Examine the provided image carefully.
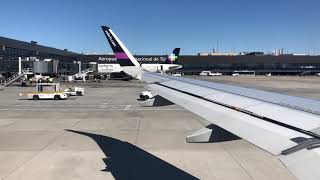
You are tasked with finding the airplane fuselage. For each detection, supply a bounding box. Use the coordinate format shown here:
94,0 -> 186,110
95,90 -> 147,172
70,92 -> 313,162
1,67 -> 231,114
141,64 -> 182,72
97,63 -> 182,74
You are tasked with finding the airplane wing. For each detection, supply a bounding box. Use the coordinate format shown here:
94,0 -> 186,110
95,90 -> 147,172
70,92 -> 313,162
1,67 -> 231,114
101,25 -> 320,180
142,72 -> 320,180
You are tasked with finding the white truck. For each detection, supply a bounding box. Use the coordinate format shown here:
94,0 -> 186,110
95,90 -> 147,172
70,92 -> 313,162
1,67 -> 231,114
29,75 -> 52,83
199,71 -> 211,76
199,71 -> 222,76
22,83 -> 68,100
64,87 -> 85,96
211,72 -> 222,76
60,75 -> 74,82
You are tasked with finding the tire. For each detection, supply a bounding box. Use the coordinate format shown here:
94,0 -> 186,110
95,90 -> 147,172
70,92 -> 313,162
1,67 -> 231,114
21,82 -> 27,87
33,95 -> 39,100
54,95 -> 61,100
76,91 -> 82,96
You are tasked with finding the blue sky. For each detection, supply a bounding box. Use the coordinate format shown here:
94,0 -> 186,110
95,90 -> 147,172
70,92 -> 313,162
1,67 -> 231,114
0,0 -> 319,55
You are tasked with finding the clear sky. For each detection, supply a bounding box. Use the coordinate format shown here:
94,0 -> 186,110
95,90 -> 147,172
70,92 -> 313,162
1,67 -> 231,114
0,0 -> 319,55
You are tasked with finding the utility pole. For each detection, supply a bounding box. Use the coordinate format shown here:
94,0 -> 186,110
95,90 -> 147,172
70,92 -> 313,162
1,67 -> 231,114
18,57 -> 22,75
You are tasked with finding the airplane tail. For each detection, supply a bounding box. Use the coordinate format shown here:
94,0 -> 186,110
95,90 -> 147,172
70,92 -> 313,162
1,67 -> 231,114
101,26 -> 142,79
164,48 -> 180,64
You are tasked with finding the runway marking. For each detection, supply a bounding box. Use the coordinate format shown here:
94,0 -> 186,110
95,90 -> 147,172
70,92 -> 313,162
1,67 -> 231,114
124,105 -> 132,110
0,108 -> 186,111
13,104 -> 131,107
13,104 -> 137,109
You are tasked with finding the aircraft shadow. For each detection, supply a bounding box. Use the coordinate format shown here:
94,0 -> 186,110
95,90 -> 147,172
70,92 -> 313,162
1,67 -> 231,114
66,129 -> 199,180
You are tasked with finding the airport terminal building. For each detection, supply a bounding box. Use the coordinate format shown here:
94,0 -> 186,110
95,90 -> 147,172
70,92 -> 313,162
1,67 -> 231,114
1,36 -> 320,76
0,36 -> 80,75
83,54 -> 320,75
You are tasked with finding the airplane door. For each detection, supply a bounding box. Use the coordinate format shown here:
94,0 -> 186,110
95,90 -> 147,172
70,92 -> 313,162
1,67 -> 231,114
161,65 -> 163,71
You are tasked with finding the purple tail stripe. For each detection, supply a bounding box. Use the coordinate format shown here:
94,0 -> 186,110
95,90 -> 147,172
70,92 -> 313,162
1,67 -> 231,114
115,52 -> 129,59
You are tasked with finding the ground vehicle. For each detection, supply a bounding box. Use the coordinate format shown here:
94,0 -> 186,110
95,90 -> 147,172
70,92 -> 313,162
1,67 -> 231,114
73,68 -> 93,82
23,83 -> 68,100
64,87 -> 85,96
200,71 -> 222,76
60,75 -> 74,82
109,72 -> 133,81
171,73 -> 182,77
211,72 -> 222,76
199,71 -> 211,76
232,70 -> 255,76
29,75 -> 52,83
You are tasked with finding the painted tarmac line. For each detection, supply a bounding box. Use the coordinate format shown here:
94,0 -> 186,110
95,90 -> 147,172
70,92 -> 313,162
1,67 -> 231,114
13,104 -> 131,107
124,105 -> 132,110
0,108 -> 186,111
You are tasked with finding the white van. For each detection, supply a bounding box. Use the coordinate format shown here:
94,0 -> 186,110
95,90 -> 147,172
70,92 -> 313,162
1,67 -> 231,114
199,71 -> 211,76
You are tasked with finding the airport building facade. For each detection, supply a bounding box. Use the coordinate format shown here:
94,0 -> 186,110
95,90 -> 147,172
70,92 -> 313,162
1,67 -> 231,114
1,36 -> 320,76
82,54 -> 320,75
178,55 -> 320,75
0,36 -> 80,75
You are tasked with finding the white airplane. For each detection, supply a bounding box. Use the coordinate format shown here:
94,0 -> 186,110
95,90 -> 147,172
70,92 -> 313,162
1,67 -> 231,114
102,25 -> 320,180
101,26 -> 181,73
141,48 -> 181,73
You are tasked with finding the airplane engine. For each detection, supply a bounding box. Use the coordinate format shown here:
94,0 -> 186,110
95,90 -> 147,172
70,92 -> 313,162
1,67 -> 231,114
139,90 -> 153,100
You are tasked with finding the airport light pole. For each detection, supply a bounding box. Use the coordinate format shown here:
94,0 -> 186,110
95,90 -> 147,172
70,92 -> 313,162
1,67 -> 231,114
18,57 -> 22,75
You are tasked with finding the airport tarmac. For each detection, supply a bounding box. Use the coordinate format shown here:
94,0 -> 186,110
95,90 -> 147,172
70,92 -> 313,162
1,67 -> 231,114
189,75 -> 320,100
1,76 -> 318,180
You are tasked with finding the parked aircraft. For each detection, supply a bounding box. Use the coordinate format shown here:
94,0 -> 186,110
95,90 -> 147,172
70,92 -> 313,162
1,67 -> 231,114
141,48 -> 181,73
101,26 -> 181,73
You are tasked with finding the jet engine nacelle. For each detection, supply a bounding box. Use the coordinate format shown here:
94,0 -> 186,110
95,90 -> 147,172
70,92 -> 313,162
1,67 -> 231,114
139,90 -> 153,100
